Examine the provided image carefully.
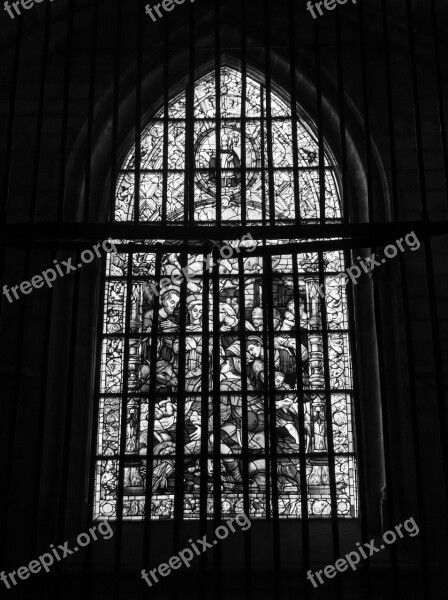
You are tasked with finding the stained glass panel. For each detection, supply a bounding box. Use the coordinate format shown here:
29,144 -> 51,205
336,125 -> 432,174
95,245 -> 357,519
94,66 -> 357,520
115,66 -> 340,225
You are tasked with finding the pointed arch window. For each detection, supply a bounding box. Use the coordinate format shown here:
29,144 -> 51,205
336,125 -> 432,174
94,67 -> 357,520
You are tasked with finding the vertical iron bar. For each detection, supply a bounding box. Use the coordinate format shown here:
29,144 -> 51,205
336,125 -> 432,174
199,247 -> 211,600
212,246 -> 222,600
382,0 -> 429,596
54,249 -> 82,600
317,252 -> 341,600
429,0 -> 448,211
264,252 -> 282,597
260,249 -> 271,526
57,0 -> 75,223
213,6 -> 223,596
173,253 -> 189,502
335,10 -> 349,223
240,0 -> 248,230
314,14 -> 341,599
314,19 -> 326,227
1,248 -> 30,570
336,8 -> 371,598
239,20 -> 250,594
141,252 -> 163,600
237,248 -> 252,600
1,7 -> 35,577
110,0 -> 123,222
358,1 -> 398,593
357,1 -> 374,223
263,0 -> 275,227
396,259 -> 430,598
288,6 -> 311,592
288,0 -> 302,225
370,259 -> 399,596
0,14 -> 23,223
214,0 -> 222,227
405,0 -> 448,516
0,14 -> 24,336
186,0 -> 196,226
260,88 -> 267,230
30,0 -> 52,222
85,252 -> 107,600
133,2 -> 144,224
112,252 -> 134,600
343,250 -> 372,600
161,18 -> 170,227
22,0 -> 53,567
291,254 -> 310,599
83,0 -> 100,223
173,250 -> 188,598
404,0 -> 427,223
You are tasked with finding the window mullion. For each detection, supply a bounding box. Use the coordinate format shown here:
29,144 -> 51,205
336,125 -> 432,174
142,250 -> 162,562
200,247 -> 211,523
317,251 -> 342,563
113,252 -> 134,574
292,253 -> 311,567
211,245 -> 222,592
133,3 -> 143,224
173,250 -> 189,523
161,19 -> 170,226
264,247 -> 282,579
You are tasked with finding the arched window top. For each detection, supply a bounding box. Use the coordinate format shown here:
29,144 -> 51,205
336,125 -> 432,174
115,66 -> 341,224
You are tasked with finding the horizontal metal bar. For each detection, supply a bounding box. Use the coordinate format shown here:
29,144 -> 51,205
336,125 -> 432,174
1,221 -> 444,244
120,167 -> 333,174
96,452 -> 355,461
0,237 -> 428,258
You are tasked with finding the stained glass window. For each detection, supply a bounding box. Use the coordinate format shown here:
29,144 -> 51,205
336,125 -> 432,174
94,67 -> 357,520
